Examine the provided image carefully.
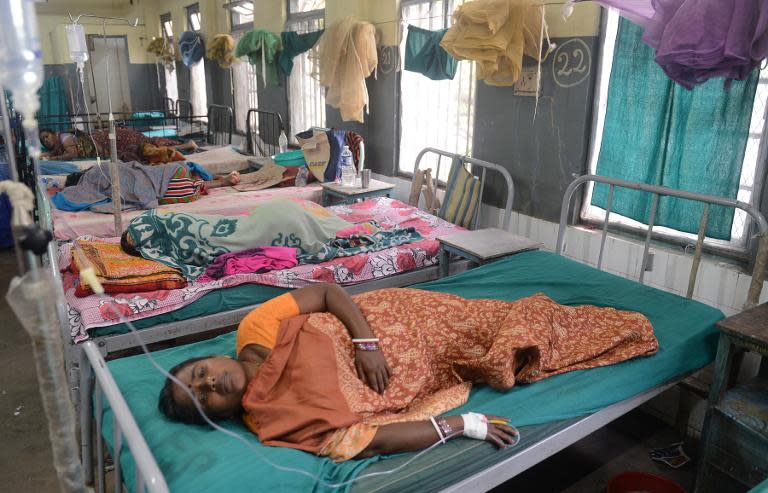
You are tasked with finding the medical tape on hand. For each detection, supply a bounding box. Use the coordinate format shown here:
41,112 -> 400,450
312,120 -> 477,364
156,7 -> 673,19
461,412 -> 488,440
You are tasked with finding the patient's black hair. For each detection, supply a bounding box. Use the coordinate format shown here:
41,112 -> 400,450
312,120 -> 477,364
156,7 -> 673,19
64,171 -> 85,188
158,356 -> 230,426
120,231 -> 141,257
39,128 -> 55,146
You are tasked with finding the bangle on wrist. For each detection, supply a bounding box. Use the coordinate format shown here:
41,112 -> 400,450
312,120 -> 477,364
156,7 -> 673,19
352,337 -> 380,351
430,416 -> 446,444
436,416 -> 454,440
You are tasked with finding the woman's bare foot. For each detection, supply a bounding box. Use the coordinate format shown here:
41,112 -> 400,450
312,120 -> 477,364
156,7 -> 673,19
187,140 -> 198,152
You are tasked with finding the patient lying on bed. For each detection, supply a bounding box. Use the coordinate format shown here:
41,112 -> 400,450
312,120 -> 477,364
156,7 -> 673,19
157,284 -> 658,461
39,127 -> 198,163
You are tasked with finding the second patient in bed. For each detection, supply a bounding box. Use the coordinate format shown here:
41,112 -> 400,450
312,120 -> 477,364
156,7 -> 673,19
39,127 -> 199,162
154,284 -> 659,461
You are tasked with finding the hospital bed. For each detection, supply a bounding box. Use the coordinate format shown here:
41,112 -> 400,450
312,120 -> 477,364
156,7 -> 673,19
42,148 -> 514,452
76,174 -> 767,493
245,108 -> 285,157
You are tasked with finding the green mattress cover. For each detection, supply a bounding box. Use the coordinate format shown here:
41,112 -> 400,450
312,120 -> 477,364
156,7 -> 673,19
102,251 -> 722,493
92,283 -> 289,337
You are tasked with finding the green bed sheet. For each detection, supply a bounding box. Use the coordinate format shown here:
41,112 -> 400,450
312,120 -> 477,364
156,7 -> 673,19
102,251 -> 722,493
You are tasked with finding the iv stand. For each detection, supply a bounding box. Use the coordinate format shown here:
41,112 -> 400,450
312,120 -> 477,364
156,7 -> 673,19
68,13 -> 139,236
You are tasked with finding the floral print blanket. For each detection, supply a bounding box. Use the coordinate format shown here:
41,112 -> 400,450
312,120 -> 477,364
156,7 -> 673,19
61,198 -> 462,342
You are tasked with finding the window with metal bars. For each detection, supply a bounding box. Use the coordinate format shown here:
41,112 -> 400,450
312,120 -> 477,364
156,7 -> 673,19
229,1 -> 254,30
285,1 -> 325,140
583,9 -> 768,257
187,3 -> 201,32
159,14 -> 178,104
398,0 -> 476,180
231,31 -> 259,133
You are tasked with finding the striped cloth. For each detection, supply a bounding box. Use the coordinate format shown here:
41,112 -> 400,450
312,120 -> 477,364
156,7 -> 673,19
159,166 -> 207,205
438,158 -> 480,228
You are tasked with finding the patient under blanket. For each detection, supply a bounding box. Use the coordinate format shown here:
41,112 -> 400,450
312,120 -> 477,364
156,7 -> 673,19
242,288 -> 659,460
127,199 -> 422,280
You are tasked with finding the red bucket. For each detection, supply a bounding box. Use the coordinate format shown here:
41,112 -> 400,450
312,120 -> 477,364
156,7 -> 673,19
607,471 -> 688,493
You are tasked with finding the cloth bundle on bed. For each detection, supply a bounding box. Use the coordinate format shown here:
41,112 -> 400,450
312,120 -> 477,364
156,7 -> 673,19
52,162 -> 183,213
243,288 -> 659,460
71,240 -> 186,297
127,198 -> 423,280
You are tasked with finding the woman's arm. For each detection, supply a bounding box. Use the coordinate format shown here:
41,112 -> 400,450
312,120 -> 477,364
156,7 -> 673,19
355,415 -> 518,458
292,284 -> 392,394
52,137 -> 79,160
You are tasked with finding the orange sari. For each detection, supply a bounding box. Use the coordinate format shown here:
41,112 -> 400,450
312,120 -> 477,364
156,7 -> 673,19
241,288 -> 658,460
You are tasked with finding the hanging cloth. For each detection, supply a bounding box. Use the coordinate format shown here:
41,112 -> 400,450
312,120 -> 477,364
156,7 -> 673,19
178,31 -> 205,67
404,25 -> 458,81
235,29 -> 281,86
278,30 -> 324,76
317,16 -> 378,123
643,0 -> 768,89
207,34 -> 239,69
440,0 -> 546,86
592,19 -> 759,241
37,76 -> 71,131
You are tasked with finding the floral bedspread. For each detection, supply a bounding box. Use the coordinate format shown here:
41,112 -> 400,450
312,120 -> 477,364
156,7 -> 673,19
61,197 -> 463,342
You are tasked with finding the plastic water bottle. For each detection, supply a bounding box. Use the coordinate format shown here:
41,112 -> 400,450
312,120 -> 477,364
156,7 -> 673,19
295,166 -> 308,187
278,131 -> 288,154
340,145 -> 356,187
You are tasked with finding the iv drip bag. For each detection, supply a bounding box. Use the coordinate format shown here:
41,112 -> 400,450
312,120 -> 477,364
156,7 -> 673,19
65,23 -> 89,66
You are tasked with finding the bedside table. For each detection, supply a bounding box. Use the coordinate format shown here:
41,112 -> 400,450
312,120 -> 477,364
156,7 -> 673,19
437,228 -> 542,277
321,179 -> 396,206
695,303 -> 768,493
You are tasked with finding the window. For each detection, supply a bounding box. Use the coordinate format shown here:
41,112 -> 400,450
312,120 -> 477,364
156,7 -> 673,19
159,14 -> 178,103
187,3 -> 201,32
286,1 -> 325,139
229,1 -> 254,29
289,0 -> 325,12
398,0 -> 476,179
583,9 -> 768,253
232,31 -> 259,132
190,61 -> 208,117
161,13 -> 174,39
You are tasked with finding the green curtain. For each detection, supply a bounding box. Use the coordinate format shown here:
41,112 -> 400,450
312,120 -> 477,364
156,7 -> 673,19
592,19 -> 759,240
37,76 -> 71,132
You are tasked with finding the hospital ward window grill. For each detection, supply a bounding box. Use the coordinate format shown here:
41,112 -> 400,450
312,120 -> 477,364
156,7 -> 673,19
398,0 -> 476,181
584,9 -> 768,256
187,3 -> 202,32
286,1 -> 326,140
161,13 -> 173,40
228,1 -> 254,29
232,31 -> 260,133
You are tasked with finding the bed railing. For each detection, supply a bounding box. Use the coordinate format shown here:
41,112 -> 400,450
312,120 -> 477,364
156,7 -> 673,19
206,104 -> 234,146
556,175 -> 768,309
82,341 -> 169,493
246,108 -> 284,156
414,147 -> 514,230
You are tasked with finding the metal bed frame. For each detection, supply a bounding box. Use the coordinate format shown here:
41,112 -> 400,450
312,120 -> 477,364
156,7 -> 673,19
414,147 -> 514,231
75,174 -> 766,493
206,104 -> 234,146
245,108 -> 285,156
41,148 -> 514,487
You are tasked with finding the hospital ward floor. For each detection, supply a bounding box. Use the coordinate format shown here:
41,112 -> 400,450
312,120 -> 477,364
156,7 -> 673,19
0,249 -> 696,492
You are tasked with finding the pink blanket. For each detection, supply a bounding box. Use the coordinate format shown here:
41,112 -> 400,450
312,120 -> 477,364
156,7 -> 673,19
61,198 -> 463,342
202,246 -> 298,279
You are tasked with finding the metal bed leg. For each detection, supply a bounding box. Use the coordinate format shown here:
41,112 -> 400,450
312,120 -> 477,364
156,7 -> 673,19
114,421 -> 123,493
79,347 -> 94,485
95,382 -> 105,493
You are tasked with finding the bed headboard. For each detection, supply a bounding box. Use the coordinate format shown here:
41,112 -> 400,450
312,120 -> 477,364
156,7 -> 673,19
413,147 -> 514,231
206,104 -> 233,146
245,109 -> 284,157
556,174 -> 768,309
